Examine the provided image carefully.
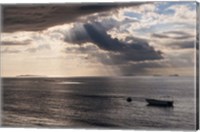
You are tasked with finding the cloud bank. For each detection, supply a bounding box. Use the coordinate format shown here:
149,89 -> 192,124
1,2 -> 196,76
2,3 -> 144,32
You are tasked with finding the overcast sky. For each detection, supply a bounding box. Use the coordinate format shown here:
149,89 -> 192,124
1,2 -> 197,77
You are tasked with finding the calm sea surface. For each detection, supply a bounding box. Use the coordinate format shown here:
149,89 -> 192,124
2,76 -> 196,130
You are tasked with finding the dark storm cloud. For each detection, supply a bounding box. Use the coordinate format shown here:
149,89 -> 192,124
64,43 -> 165,76
83,23 -> 124,51
64,22 -> 163,63
2,3 -> 144,32
63,21 -> 164,75
152,31 -> 194,39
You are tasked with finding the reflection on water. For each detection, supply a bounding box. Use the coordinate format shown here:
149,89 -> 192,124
2,76 -> 196,129
57,81 -> 83,85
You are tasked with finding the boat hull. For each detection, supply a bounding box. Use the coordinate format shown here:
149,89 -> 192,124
146,99 -> 173,107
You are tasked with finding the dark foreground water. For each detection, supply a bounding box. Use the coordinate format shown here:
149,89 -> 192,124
2,76 -> 196,130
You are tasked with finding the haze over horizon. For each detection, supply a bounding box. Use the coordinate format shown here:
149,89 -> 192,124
1,2 -> 197,77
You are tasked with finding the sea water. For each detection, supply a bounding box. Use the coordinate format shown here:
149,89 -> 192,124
1,76 -> 196,130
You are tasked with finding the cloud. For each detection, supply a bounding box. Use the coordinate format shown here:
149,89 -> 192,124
64,42 -> 165,76
166,49 -> 194,68
167,40 -> 195,49
1,2 -> 196,76
26,44 -> 51,53
118,60 -> 167,75
1,48 -> 21,54
151,31 -> 194,40
1,40 -> 31,46
121,2 -> 196,36
64,22 -> 163,64
2,3 -> 144,32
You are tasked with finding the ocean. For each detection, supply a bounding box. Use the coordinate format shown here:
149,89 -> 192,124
1,76 -> 196,130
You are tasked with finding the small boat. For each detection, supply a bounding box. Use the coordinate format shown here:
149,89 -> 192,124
126,97 -> 132,102
145,98 -> 173,107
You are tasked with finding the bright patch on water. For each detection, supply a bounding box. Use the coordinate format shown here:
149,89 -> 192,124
57,81 -> 83,85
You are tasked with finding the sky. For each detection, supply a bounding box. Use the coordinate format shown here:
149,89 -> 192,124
1,2 -> 198,77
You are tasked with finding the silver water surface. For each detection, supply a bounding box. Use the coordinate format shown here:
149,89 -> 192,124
2,76 -> 196,129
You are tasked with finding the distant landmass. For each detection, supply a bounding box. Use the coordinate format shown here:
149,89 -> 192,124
153,74 -> 162,77
152,74 -> 179,77
16,74 -> 47,78
169,74 -> 179,77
